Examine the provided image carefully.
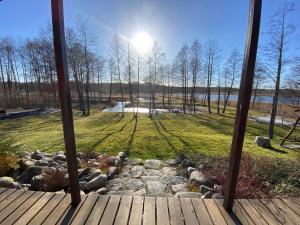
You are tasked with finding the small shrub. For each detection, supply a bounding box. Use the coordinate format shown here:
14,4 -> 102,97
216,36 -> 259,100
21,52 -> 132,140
0,138 -> 20,176
43,169 -> 68,192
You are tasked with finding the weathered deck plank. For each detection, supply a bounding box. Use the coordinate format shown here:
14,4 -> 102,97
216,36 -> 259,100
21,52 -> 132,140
100,195 -> 121,225
0,190 -> 35,223
85,195 -> 109,225
180,198 -> 199,225
1,192 -> 45,225
114,196 -> 133,225
0,189 -> 299,225
128,196 -> 144,225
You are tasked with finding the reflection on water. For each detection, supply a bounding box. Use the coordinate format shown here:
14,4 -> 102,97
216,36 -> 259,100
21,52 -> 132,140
103,101 -> 168,113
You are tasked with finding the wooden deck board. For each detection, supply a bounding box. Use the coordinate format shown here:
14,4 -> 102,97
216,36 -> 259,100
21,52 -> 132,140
114,196 -> 133,225
1,192 -> 45,225
0,190 -> 35,223
0,189 -> 299,225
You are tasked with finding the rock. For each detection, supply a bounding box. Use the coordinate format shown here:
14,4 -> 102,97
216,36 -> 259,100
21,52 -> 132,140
35,160 -> 49,167
30,175 -> 46,191
126,179 -> 144,191
199,185 -> 214,195
108,167 -> 117,180
144,160 -> 164,169
31,150 -> 44,160
90,162 -> 100,167
176,153 -> 187,164
96,187 -> 107,195
212,193 -> 223,199
86,169 -> 101,182
18,159 -> 35,171
161,176 -> 187,186
79,181 -> 87,191
189,171 -> 209,186
162,167 -> 177,176
48,162 -> 59,167
9,168 -> 22,180
255,136 -> 271,148
201,191 -> 214,199
133,188 -> 146,196
118,152 -> 127,161
107,178 -> 125,191
12,182 -> 22,189
140,176 -> 160,183
171,183 -> 187,193
131,166 -> 145,178
85,175 -> 107,192
144,169 -> 163,176
181,159 -> 195,168
146,181 -> 166,194
53,154 -> 66,162
78,167 -> 91,178
165,159 -> 177,166
0,176 -> 14,188
187,167 -> 197,175
77,158 -> 82,168
24,166 -> 48,182
176,169 -> 189,177
175,192 -> 202,198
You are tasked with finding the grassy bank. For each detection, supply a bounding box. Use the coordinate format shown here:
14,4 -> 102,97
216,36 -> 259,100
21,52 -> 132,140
0,108 -> 299,160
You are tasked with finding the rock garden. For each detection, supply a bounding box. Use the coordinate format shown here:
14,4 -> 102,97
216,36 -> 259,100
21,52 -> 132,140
0,151 -> 223,199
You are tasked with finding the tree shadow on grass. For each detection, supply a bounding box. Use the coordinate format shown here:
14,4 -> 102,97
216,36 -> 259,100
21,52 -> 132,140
158,117 -> 192,149
126,115 -> 138,156
0,114 -> 85,134
267,146 -> 288,154
88,116 -> 134,151
151,116 -> 176,151
98,113 -> 123,131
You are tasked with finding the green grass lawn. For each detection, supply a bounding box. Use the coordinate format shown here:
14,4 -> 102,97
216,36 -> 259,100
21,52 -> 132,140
0,108 -> 299,160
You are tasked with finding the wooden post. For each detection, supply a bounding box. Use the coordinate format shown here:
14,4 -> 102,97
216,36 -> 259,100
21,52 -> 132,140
223,0 -> 261,211
51,0 -> 81,205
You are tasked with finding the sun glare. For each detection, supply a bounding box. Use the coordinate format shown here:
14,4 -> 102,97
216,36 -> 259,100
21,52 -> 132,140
132,32 -> 153,54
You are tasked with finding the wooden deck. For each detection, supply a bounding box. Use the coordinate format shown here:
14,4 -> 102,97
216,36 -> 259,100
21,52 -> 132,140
0,188 -> 299,225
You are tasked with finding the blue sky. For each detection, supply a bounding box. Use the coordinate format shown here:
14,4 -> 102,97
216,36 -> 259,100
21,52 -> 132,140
0,0 -> 299,61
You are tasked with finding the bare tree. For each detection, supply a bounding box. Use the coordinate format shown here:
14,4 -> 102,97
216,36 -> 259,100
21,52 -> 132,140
265,1 -> 295,139
222,48 -> 242,113
205,40 -> 220,113
190,40 -> 201,114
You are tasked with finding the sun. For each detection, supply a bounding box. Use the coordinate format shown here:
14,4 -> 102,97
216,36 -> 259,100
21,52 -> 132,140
132,32 -> 153,54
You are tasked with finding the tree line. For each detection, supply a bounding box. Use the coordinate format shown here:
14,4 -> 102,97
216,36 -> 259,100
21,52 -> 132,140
0,1 -> 299,138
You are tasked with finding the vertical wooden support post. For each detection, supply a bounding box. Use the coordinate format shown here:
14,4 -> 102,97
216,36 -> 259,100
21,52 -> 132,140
223,0 -> 261,211
51,0 -> 81,205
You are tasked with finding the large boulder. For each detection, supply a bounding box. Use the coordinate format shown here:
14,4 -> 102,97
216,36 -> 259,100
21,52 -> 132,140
53,154 -> 67,162
131,166 -> 145,178
24,166 -> 50,183
144,160 -> 164,169
146,181 -> 167,194
30,175 -> 46,191
199,185 -> 214,195
175,192 -> 202,198
18,159 -> 35,171
85,175 -> 107,192
255,136 -> 271,148
126,179 -> 144,191
189,171 -> 209,186
0,176 -> 14,188
171,183 -> 187,193
31,150 -> 44,160
162,167 -> 177,176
